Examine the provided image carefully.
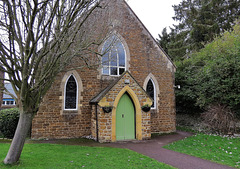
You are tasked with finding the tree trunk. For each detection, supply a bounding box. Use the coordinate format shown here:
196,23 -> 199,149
3,112 -> 33,164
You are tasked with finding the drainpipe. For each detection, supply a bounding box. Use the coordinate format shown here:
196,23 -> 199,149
95,103 -> 99,142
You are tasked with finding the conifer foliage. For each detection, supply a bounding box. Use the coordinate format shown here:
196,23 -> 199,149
158,0 -> 240,60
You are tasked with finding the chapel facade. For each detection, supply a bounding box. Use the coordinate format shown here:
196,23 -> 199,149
31,0 -> 176,143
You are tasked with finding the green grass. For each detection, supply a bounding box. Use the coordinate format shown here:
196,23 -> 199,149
0,143 -> 175,169
164,133 -> 240,168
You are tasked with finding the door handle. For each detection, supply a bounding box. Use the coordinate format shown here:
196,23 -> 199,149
122,114 -> 124,118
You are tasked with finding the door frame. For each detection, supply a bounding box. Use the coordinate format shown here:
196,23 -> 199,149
112,85 -> 142,142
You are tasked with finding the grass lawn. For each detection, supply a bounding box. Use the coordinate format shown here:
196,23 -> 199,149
0,143 -> 175,169
164,133 -> 240,168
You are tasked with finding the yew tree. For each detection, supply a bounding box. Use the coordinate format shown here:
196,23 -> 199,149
0,0 -> 110,164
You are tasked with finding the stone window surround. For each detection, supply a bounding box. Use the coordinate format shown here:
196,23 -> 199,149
98,32 -> 130,78
143,73 -> 160,111
146,79 -> 156,109
60,70 -> 83,115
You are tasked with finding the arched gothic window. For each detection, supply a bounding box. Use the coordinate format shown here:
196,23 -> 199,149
102,35 -> 126,76
64,75 -> 78,110
146,79 -> 156,109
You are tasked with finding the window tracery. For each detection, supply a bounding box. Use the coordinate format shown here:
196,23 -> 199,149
102,35 -> 126,76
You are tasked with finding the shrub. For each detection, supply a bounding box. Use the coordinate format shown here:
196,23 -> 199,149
175,23 -> 240,116
201,104 -> 236,135
0,108 -> 19,139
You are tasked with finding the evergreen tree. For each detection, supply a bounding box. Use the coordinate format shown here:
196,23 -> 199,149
175,21 -> 240,116
158,0 -> 240,60
167,26 -> 191,60
157,27 -> 170,54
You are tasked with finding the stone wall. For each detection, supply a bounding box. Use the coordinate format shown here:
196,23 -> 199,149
32,68 -> 101,139
95,72 -> 152,142
110,0 -> 176,133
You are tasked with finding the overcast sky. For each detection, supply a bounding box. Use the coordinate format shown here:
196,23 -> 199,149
127,0 -> 182,38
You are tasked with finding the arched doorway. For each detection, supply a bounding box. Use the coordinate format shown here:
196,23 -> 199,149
116,93 -> 135,140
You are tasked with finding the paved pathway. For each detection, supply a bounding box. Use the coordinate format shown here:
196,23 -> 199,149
107,131 -> 235,169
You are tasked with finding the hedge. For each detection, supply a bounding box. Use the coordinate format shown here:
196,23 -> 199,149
0,108 -> 19,139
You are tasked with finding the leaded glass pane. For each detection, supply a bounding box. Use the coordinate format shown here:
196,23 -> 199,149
102,37 -> 112,52
110,67 -> 117,75
65,75 -> 77,109
102,54 -> 109,66
119,68 -> 125,75
102,67 -> 109,75
110,48 -> 118,66
117,42 -> 125,67
146,80 -> 154,108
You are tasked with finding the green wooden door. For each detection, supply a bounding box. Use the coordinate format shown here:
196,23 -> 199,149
116,93 -> 135,140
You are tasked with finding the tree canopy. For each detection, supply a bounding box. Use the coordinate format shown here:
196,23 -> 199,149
0,0 -> 109,164
157,0 -> 240,119
158,0 -> 240,60
175,21 -> 240,116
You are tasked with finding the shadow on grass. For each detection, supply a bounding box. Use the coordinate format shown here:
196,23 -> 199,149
0,138 -> 12,143
25,137 -> 108,147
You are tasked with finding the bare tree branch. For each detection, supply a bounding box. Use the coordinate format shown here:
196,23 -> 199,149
0,0 -> 111,164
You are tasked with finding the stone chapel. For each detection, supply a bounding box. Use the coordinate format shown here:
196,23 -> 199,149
31,0 -> 176,143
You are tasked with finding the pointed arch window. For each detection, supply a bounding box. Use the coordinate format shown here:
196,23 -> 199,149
102,35 -> 126,76
146,79 -> 156,109
64,75 -> 78,110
